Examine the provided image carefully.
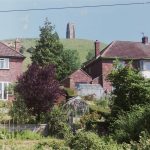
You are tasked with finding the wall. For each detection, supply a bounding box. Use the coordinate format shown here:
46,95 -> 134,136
102,59 -> 113,92
77,84 -> 104,99
62,69 -> 92,89
0,58 -> 24,82
0,124 -> 49,136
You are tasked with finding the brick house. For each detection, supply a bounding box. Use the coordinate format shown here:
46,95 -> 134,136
0,40 -> 25,100
61,69 -> 92,89
83,36 -> 150,92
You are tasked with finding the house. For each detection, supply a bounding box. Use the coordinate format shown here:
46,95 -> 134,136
0,39 -> 25,100
83,36 -> 150,92
61,69 -> 92,89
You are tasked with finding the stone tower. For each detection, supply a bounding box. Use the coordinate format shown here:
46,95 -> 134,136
66,23 -> 75,39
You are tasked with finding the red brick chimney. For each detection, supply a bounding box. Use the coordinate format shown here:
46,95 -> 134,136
142,36 -> 148,44
94,40 -> 100,58
15,38 -> 21,52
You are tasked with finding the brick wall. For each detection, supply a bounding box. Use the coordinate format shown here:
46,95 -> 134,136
62,69 -> 92,89
102,59 -> 113,92
0,58 -> 23,82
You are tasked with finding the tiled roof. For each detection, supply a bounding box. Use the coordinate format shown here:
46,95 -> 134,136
0,42 -> 25,58
101,41 -> 150,59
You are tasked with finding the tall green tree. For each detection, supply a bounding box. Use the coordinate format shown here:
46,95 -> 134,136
32,18 -> 80,80
60,49 -> 80,79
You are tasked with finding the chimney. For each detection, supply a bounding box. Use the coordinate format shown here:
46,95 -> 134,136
142,36 -> 148,44
94,40 -> 100,58
15,38 -> 21,52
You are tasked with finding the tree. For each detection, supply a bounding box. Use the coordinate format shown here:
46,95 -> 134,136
31,18 -> 63,80
27,47 -> 34,53
60,49 -> 80,79
86,50 -> 94,61
32,18 -> 80,80
19,46 -> 26,54
15,63 -> 63,120
108,61 -> 150,117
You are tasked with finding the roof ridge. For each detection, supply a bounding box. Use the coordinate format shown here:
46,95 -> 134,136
0,42 -> 25,58
101,41 -> 116,57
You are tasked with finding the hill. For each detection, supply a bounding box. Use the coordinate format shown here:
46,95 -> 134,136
2,38 -> 107,71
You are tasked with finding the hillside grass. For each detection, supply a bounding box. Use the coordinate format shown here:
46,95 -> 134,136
3,38 -> 107,71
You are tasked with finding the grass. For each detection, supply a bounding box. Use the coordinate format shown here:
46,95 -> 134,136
2,38 -> 107,71
0,138 -> 66,150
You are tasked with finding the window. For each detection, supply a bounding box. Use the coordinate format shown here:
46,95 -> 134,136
0,58 -> 9,69
0,82 -> 10,100
140,60 -> 150,71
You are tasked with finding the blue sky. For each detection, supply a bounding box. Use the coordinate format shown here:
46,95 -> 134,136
0,0 -> 150,43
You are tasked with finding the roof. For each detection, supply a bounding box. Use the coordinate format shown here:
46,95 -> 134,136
101,41 -> 150,59
0,42 -> 25,59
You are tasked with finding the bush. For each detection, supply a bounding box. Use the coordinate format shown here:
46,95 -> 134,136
110,104 -> 150,143
64,88 -> 77,98
68,131 -> 124,150
35,140 -> 69,150
48,106 -> 72,139
9,95 -> 36,124
80,112 -> 101,132
68,131 -> 101,150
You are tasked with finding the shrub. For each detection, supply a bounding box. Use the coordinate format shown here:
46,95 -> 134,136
110,104 -> 150,143
64,88 -> 77,98
80,112 -> 101,132
9,94 -> 36,124
68,131 -> 124,150
68,131 -> 101,150
47,106 -> 72,139
35,140 -> 68,150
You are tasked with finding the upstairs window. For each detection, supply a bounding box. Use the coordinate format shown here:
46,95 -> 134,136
0,58 -> 9,69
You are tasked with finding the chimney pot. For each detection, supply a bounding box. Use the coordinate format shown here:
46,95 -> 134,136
142,36 -> 148,44
94,40 -> 100,58
15,38 -> 21,52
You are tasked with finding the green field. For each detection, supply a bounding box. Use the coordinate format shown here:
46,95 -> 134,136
3,38 -> 106,71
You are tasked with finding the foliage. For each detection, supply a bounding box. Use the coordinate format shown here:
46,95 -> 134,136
84,94 -> 97,101
68,131 -> 124,150
111,104 -> 150,143
15,63 -> 63,120
0,100 -> 11,123
64,87 -> 77,98
86,50 -> 94,61
47,106 -> 72,139
27,47 -> 34,53
61,49 -> 80,80
15,130 -> 42,140
108,61 -> 150,117
19,46 -> 26,54
80,112 -> 101,132
68,131 -> 101,150
35,140 -> 68,150
31,18 -> 80,80
10,95 -> 36,123
0,129 -> 42,140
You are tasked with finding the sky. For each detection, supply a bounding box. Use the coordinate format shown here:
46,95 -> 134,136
0,0 -> 150,43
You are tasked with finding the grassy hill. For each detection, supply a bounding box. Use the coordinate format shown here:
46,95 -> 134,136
3,38 -> 107,71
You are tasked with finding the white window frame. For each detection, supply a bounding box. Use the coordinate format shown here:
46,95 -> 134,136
0,82 -> 10,100
0,58 -> 9,69
140,60 -> 150,71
